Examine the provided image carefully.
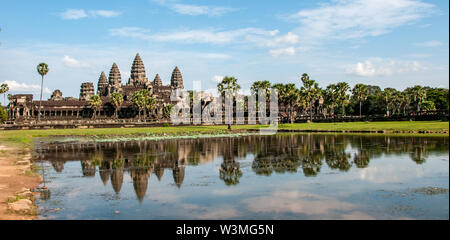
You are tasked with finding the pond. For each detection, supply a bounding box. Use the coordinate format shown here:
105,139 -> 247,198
33,133 -> 449,220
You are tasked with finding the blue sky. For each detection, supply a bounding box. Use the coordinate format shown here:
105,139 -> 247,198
0,0 -> 448,101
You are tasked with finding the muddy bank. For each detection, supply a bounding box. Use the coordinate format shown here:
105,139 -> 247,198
0,145 -> 41,220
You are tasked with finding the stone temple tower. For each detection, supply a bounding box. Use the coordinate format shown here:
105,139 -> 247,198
80,82 -> 94,101
153,74 -> 162,86
128,53 -> 149,88
108,63 -> 122,95
97,72 -> 108,96
170,66 -> 183,89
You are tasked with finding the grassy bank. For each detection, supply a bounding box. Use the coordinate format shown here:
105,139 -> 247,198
0,121 -> 448,149
275,121 -> 449,132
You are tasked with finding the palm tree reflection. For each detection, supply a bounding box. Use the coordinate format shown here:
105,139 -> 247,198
39,134 -> 447,203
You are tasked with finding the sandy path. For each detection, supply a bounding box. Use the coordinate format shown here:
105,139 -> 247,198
0,145 -> 41,220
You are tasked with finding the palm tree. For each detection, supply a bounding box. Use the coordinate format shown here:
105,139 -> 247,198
352,84 -> 368,118
162,104 -> 174,119
217,76 -> 240,131
217,76 -> 241,94
110,92 -> 123,119
336,82 -> 350,116
276,84 -> 300,123
144,95 -> 157,119
0,83 -> 9,107
410,85 -> 426,114
325,84 -> 339,118
301,73 -> 321,122
401,90 -> 411,115
132,91 -> 145,121
382,88 -> 397,116
140,89 -> 150,120
89,95 -> 102,119
391,90 -> 403,115
251,80 -> 272,98
37,63 -> 49,122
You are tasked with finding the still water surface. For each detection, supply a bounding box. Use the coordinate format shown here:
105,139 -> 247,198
33,134 -> 449,219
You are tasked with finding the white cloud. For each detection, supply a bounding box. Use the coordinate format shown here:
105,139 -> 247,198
171,4 -> 237,16
414,40 -> 443,47
90,10 -> 121,18
212,75 -> 224,83
269,47 -> 296,57
60,9 -> 88,20
62,55 -> 88,68
1,80 -> 51,94
201,53 -> 232,59
109,27 -> 280,45
153,0 -> 237,16
346,58 -> 426,77
60,9 -> 121,20
269,32 -> 299,46
243,190 -> 355,217
288,0 -> 434,42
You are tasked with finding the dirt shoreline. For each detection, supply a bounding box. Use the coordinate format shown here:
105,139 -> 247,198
0,145 -> 41,220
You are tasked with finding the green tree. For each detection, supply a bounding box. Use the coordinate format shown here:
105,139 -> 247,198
391,90 -> 404,115
273,83 -> 301,123
426,88 -> 449,111
217,76 -> 241,94
0,83 -> 9,107
89,95 -> 102,119
382,88 -> 397,116
410,85 -> 427,114
132,91 -> 145,121
352,84 -> 368,117
400,90 -> 412,115
162,104 -> 174,119
251,80 -> 272,97
110,92 -> 123,119
336,82 -> 350,116
145,95 -> 157,119
0,107 -> 7,123
300,73 -> 321,121
217,76 -> 240,130
324,84 -> 339,117
37,63 -> 49,122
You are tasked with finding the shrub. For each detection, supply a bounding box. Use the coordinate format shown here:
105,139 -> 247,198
0,107 -> 7,123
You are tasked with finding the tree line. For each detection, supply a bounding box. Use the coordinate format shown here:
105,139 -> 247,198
245,73 -> 448,123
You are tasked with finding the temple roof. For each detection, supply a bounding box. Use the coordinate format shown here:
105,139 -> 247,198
129,53 -> 148,87
109,63 -> 122,85
98,72 -> 107,84
154,74 -> 162,86
170,66 -> 183,89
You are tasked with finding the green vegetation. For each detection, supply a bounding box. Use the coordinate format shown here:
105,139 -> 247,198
249,73 -> 449,120
36,62 -> 49,122
110,92 -> 124,119
132,89 -> 156,121
0,107 -> 7,123
0,121 -> 447,149
275,121 -> 449,132
89,95 -> 102,119
0,83 -> 9,106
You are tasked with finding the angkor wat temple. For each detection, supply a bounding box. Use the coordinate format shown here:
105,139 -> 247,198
6,53 -> 184,122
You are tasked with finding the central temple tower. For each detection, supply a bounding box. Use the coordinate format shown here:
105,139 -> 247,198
127,53 -> 149,88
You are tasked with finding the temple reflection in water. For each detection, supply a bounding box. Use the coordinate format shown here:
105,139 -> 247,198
34,134 -> 448,202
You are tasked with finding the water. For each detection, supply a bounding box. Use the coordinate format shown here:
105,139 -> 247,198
33,134 -> 449,220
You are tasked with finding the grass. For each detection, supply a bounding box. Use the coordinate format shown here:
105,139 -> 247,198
275,121 -> 449,132
0,121 -> 448,149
